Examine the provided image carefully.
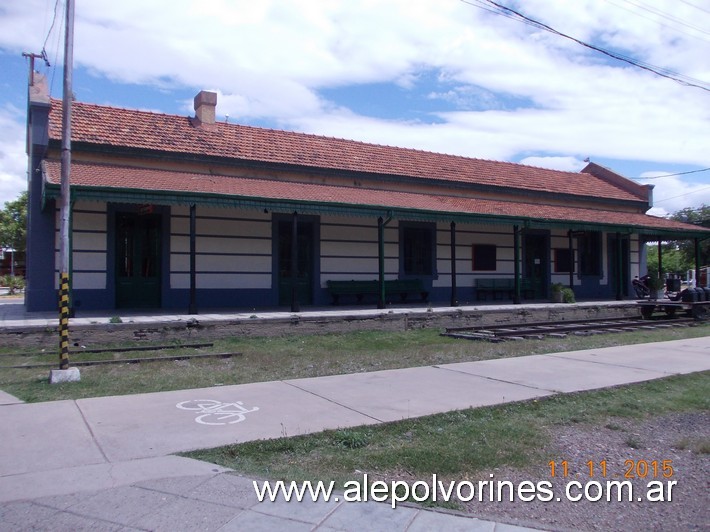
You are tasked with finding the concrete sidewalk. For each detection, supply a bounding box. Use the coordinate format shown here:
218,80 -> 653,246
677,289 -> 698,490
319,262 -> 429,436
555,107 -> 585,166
0,336 -> 708,531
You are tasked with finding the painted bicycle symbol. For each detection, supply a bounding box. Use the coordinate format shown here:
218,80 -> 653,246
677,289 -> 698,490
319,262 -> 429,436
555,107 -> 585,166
176,399 -> 259,425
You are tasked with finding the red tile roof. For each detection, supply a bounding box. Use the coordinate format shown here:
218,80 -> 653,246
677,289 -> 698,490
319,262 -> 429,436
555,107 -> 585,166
47,100 -> 647,204
43,161 -> 705,234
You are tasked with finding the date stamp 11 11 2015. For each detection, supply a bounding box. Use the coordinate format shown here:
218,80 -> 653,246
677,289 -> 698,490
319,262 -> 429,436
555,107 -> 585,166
548,459 -> 675,479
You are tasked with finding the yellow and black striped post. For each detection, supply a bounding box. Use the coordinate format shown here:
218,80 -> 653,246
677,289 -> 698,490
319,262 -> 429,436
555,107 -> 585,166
59,272 -> 70,369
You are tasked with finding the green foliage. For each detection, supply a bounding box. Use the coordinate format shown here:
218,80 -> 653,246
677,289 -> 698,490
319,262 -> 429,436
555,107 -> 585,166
648,275 -> 666,291
644,205 -> 710,277
668,204 -> 710,269
647,243 -> 692,276
561,286 -> 576,303
0,274 -> 24,294
551,283 -> 575,303
0,192 -> 27,254
332,429 -> 372,449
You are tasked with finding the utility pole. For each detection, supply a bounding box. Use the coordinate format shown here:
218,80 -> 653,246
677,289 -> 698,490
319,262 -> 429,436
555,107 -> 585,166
51,0 -> 79,383
22,51 -> 49,87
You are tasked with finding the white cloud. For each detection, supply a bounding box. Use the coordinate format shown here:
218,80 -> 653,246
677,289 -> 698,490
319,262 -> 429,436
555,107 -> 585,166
0,105 -> 27,205
1,0 -> 708,207
518,156 -> 586,173
643,173 -> 710,217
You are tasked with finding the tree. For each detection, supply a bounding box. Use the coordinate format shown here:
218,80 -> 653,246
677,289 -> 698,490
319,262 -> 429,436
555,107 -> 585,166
0,191 -> 28,255
646,243 -> 691,276
669,204 -> 710,269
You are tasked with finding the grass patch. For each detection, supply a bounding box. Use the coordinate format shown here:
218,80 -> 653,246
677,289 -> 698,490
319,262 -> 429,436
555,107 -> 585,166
674,436 -> 710,455
624,435 -> 644,449
185,372 -> 709,495
0,324 -> 708,402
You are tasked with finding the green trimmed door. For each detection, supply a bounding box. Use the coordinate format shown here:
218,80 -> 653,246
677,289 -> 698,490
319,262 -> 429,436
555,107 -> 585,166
524,233 -> 548,299
277,220 -> 314,306
116,213 -> 162,308
608,234 -> 630,297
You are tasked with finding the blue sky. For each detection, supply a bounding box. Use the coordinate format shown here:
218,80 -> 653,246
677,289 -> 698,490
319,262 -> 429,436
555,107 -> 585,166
0,0 -> 708,216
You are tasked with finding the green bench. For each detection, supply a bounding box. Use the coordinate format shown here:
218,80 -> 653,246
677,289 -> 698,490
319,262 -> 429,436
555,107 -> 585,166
475,278 -> 534,300
326,279 -> 428,305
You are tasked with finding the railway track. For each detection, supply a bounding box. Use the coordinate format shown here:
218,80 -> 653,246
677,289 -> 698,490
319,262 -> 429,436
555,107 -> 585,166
442,316 -> 697,342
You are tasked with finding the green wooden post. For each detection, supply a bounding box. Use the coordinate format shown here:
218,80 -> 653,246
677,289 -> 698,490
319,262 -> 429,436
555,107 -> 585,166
450,221 -> 458,307
513,225 -> 521,304
378,216 -> 385,309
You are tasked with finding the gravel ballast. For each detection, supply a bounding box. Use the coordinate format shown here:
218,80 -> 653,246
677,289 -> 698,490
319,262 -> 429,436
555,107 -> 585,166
460,411 -> 709,531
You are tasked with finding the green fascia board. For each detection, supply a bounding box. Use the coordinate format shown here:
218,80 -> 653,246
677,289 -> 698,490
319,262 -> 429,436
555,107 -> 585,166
43,183 -> 708,239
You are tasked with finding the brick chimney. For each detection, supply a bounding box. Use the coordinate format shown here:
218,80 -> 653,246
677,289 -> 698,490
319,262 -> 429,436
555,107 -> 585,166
192,90 -> 217,130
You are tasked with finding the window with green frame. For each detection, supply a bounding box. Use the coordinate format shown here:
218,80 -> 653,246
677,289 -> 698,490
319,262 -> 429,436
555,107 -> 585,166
578,231 -> 601,276
400,223 -> 435,276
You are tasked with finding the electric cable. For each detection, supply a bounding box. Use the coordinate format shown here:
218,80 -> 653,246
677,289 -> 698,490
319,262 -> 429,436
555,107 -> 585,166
632,168 -> 710,180
460,0 -> 710,92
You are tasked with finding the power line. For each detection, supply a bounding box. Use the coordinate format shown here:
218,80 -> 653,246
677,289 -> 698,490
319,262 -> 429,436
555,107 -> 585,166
612,0 -> 710,38
633,168 -> 710,180
677,0 -> 710,16
460,0 -> 710,92
42,0 -> 62,54
655,185 -> 710,203
604,0 -> 710,43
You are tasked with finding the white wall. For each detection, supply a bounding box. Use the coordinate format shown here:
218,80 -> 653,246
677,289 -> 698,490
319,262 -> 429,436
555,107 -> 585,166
58,201 -> 108,290
170,206 -> 272,289
320,216 -> 399,285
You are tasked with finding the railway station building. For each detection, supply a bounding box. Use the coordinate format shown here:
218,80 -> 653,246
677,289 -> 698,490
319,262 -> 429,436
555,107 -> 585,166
24,78 -> 710,312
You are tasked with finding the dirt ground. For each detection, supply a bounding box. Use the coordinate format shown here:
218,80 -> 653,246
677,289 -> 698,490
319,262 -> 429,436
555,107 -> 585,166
460,411 -> 709,531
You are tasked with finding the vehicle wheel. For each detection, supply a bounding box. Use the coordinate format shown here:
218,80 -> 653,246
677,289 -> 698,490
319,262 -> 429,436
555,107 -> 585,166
640,306 -> 654,319
692,305 -> 708,320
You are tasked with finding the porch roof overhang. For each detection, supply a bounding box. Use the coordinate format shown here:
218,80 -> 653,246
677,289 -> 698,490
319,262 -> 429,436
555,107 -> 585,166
43,161 -> 710,239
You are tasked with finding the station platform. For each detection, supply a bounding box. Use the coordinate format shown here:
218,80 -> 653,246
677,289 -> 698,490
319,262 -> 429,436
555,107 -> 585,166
0,295 -> 641,349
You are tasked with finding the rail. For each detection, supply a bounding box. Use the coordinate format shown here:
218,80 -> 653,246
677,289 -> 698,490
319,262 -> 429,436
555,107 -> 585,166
442,316 -> 698,342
